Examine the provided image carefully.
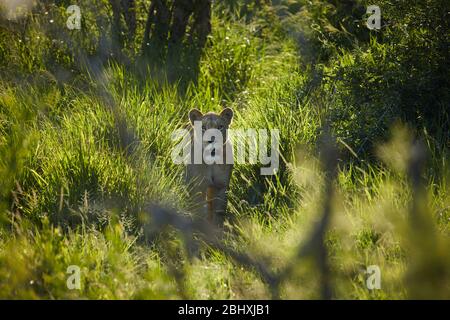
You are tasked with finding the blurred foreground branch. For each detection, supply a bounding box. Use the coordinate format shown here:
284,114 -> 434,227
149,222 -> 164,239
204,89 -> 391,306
143,129 -> 339,300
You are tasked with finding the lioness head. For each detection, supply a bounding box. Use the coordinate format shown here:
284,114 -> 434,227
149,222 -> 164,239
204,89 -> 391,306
189,108 -> 233,144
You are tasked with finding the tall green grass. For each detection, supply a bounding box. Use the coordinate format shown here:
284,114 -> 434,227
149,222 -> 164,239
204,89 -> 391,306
0,1 -> 448,299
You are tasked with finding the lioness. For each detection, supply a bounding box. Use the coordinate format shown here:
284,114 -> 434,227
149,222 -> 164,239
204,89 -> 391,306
186,108 -> 234,225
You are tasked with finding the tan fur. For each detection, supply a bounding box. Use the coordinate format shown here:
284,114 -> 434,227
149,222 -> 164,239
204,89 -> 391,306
186,108 -> 234,225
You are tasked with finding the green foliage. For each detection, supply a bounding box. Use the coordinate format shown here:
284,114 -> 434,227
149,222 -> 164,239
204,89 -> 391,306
0,0 -> 448,299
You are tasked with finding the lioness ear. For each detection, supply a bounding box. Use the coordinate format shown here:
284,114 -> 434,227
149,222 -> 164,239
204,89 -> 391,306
189,108 -> 203,125
220,107 -> 233,125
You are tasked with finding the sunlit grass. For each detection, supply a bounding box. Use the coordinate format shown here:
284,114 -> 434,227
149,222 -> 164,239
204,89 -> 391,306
0,1 -> 449,299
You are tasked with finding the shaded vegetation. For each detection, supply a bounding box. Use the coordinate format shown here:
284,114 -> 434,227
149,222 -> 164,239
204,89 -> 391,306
0,0 -> 449,299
